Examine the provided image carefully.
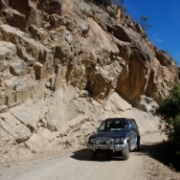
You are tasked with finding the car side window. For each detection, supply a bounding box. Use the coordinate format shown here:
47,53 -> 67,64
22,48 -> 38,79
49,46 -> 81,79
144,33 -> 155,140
131,120 -> 138,130
128,122 -> 132,129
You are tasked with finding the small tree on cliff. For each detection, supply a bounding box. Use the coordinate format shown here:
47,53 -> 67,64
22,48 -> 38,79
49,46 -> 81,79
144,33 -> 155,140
85,0 -> 126,19
86,0 -> 111,6
156,84 -> 180,155
85,0 -> 125,7
140,16 -> 151,38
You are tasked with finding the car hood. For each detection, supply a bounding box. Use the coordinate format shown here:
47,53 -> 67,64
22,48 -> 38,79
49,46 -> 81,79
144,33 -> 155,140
90,130 -> 131,138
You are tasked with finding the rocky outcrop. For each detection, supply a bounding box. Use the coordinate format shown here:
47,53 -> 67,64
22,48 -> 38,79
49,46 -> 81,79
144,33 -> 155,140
0,0 -> 179,154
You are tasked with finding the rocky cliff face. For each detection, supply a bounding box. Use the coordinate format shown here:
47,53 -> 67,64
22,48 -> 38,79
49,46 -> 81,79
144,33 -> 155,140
0,0 -> 179,156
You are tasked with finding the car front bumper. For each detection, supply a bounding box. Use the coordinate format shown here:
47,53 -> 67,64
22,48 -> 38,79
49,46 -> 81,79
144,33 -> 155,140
87,143 -> 126,152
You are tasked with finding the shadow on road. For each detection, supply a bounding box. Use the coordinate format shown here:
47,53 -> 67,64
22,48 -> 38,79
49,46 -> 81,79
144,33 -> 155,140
71,142 -> 180,171
70,149 -> 93,161
137,141 -> 180,172
70,149 -> 124,162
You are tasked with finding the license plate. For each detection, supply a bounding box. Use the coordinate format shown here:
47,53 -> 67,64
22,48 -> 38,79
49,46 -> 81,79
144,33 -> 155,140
96,145 -> 110,150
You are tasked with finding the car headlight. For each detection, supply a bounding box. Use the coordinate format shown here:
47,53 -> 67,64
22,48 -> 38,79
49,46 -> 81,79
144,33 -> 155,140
115,137 -> 125,143
106,139 -> 112,145
89,138 -> 95,143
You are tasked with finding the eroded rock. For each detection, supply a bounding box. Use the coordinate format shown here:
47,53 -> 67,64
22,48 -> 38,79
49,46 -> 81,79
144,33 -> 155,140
0,0 -> 179,156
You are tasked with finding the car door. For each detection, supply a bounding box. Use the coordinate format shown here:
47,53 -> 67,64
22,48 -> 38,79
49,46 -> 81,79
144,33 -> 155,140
129,120 -> 138,150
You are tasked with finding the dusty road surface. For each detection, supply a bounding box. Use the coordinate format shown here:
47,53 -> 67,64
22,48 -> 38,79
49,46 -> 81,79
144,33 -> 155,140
1,132 -> 180,180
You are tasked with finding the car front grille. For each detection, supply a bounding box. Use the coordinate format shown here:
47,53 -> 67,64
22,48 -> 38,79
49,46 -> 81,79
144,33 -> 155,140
94,137 -> 113,145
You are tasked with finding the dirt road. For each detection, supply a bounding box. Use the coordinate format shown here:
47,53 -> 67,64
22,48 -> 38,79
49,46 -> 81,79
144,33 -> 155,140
1,132 -> 180,180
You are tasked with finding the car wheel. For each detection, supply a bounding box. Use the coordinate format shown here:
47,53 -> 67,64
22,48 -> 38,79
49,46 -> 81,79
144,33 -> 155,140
135,137 -> 140,151
136,139 -> 140,151
122,143 -> 129,160
92,151 -> 97,159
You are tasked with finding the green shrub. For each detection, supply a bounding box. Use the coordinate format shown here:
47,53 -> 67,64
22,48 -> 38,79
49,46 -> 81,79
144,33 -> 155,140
172,115 -> 180,153
156,84 -> 180,155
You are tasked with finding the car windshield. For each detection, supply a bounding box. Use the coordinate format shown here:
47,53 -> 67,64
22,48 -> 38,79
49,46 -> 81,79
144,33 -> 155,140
98,119 -> 129,132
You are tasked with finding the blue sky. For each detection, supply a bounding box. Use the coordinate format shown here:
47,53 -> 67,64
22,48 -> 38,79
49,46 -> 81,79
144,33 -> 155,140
123,0 -> 180,66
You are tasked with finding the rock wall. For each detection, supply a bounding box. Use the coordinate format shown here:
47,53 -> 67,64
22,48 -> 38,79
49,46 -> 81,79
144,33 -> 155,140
0,0 -> 179,154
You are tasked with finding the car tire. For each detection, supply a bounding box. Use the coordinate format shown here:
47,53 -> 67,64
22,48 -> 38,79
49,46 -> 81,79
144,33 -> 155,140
135,137 -> 140,151
92,151 -> 97,159
136,139 -> 140,151
122,143 -> 129,160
